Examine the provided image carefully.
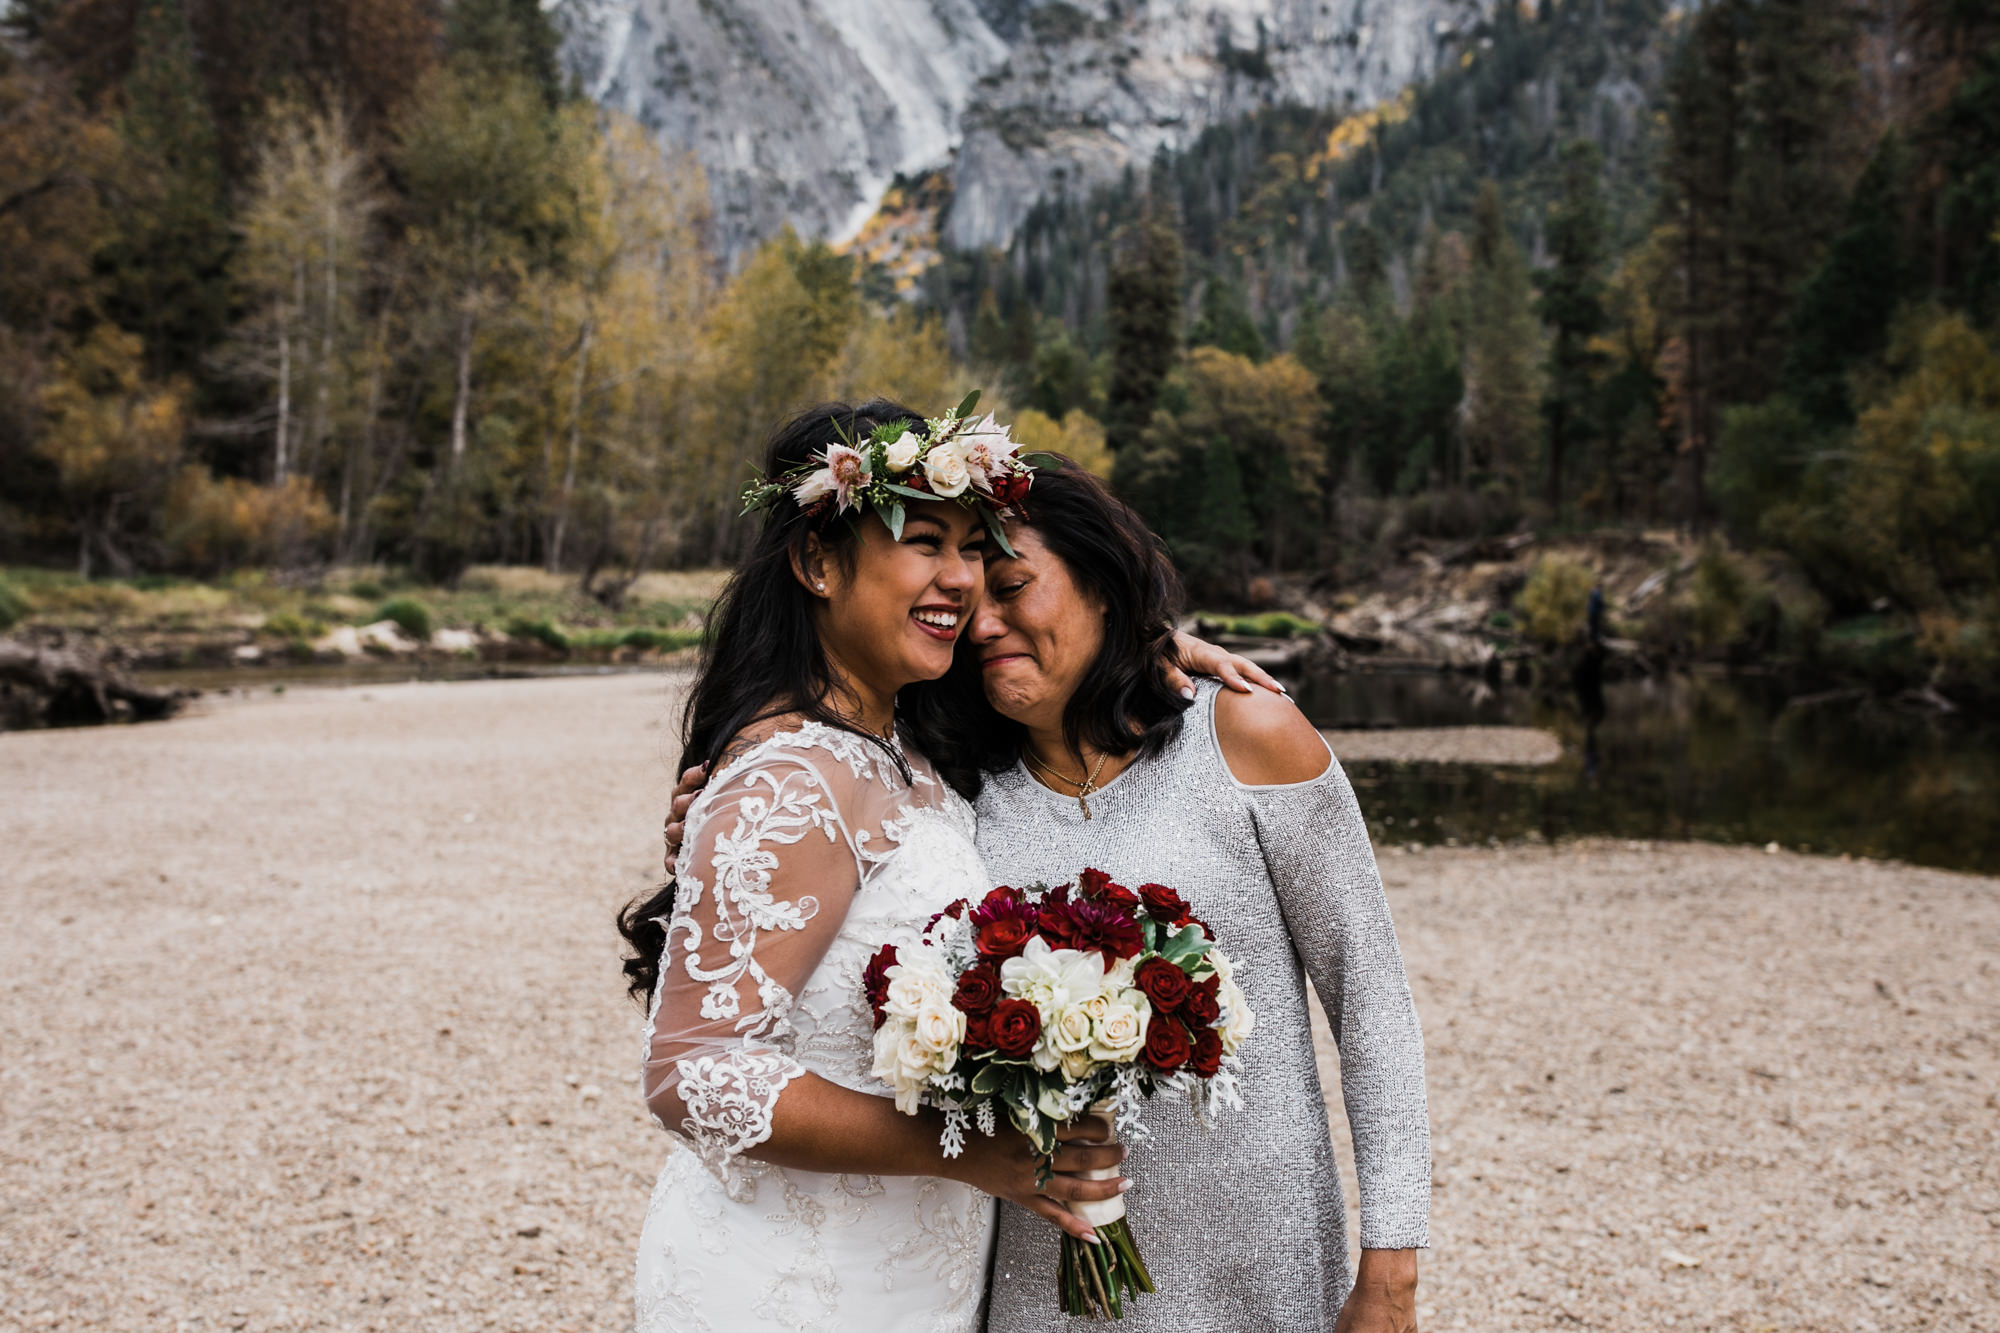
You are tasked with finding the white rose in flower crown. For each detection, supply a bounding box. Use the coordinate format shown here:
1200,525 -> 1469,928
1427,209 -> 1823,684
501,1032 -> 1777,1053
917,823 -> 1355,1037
913,1001 -> 965,1061
882,428 -> 922,473
1217,976 -> 1256,1055
921,439 -> 973,497
883,953 -> 954,1021
1088,996 -> 1150,1063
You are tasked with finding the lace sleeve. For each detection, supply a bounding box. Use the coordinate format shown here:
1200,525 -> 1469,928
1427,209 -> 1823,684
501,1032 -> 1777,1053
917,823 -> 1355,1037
642,749 -> 862,1166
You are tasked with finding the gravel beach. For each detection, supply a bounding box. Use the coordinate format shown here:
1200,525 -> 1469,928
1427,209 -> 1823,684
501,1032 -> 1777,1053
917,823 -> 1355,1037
3,673 -> 1995,1331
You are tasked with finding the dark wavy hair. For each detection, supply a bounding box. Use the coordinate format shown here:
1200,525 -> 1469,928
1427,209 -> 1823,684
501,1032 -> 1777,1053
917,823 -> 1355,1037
902,457 -> 1191,799
616,399 -> 925,1004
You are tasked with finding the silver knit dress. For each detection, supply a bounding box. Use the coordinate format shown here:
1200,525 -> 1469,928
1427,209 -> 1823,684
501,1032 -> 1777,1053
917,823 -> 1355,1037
973,681 -> 1431,1332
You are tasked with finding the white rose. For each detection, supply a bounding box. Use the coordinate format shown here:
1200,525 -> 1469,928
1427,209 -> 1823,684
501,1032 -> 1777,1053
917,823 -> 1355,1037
1051,1004 -> 1095,1054
897,1029 -> 936,1085
1060,1048 -> 1097,1081
913,1001 -> 966,1059
1218,977 -> 1256,1055
1209,948 -> 1236,982
1079,993 -> 1110,1021
1088,999 -> 1149,1063
871,1018 -> 908,1086
882,428 -> 922,473
922,440 -> 972,498
1036,1082 -> 1071,1120
884,954 -> 953,1021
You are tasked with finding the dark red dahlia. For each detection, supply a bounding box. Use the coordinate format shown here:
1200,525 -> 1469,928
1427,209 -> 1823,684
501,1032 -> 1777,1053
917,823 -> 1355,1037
1054,895 -> 1144,964
861,944 -> 899,1028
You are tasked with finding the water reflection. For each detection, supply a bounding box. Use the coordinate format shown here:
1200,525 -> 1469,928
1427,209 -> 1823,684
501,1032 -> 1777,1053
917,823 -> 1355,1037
1294,668 -> 2000,875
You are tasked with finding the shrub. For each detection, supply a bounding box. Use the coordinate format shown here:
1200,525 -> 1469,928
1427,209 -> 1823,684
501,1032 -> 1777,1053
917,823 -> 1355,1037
163,468 -> 335,573
347,579 -> 384,600
376,597 -> 435,641
0,577 -> 28,630
505,615 -> 569,652
262,611 -> 326,641
1688,542 -> 1764,652
1515,555 -> 1595,647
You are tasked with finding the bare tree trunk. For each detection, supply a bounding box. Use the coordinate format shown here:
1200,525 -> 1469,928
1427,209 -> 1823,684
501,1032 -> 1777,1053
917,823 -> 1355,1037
310,186 -> 337,484
449,290 -> 477,468
549,317 -> 594,573
275,292 -> 293,482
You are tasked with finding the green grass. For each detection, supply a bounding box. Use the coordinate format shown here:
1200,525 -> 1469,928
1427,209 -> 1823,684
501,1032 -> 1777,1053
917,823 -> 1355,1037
1200,610 -> 1323,639
0,563 -> 727,650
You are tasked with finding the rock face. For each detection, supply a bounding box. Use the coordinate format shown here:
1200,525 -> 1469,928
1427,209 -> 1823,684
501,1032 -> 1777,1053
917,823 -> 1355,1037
559,0 -> 1493,260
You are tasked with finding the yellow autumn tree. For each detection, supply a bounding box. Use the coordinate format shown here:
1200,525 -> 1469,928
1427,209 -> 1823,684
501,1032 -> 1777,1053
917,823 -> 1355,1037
36,325 -> 187,576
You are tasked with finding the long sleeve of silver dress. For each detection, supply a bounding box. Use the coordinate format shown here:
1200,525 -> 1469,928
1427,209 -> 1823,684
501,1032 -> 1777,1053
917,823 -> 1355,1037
974,681 -> 1429,1331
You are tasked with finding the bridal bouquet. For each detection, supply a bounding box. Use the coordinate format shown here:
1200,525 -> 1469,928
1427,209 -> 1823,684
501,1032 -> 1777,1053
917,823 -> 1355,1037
864,870 -> 1254,1319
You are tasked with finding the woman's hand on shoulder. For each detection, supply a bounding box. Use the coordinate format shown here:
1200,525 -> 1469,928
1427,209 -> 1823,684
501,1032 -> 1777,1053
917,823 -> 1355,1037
661,762 -> 710,875
1213,682 -> 1331,786
1166,630 -> 1287,698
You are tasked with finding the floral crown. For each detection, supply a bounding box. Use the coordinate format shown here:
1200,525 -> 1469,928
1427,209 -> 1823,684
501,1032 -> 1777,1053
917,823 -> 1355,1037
740,391 -> 1045,556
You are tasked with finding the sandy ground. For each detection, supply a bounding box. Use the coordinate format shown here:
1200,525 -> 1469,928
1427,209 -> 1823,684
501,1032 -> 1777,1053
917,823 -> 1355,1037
1320,724 -> 1562,765
2,673 -> 1994,1333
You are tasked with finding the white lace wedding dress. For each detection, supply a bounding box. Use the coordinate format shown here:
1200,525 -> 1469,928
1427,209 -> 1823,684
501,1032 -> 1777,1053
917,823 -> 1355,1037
635,721 -> 997,1332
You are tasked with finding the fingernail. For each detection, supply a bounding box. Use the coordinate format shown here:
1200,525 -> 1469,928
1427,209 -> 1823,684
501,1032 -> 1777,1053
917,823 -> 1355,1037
1117,1180 -> 1132,1193
1277,682 -> 1290,695
1180,685 -> 1196,701
1082,1231 -> 1101,1245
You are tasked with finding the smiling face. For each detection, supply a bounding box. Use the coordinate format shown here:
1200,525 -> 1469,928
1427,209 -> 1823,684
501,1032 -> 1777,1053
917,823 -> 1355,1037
807,501 -> 988,702
967,524 -> 1105,735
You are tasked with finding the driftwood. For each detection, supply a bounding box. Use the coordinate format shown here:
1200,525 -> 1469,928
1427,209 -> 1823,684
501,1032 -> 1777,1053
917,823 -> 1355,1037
0,633 -> 185,729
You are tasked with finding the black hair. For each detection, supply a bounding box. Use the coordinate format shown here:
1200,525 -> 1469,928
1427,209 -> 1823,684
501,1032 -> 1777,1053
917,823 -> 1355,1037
616,399 -> 924,1004
902,457 -> 1191,800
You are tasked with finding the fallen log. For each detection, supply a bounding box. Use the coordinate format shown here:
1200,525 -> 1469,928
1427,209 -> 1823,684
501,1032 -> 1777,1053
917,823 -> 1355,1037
0,633 -> 186,729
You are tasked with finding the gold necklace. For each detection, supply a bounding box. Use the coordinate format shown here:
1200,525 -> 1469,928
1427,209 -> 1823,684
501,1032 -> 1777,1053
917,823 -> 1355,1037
1024,746 -> 1111,820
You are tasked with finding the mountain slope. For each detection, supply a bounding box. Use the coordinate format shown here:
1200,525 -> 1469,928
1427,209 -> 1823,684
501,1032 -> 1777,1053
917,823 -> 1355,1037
558,0 -> 1498,261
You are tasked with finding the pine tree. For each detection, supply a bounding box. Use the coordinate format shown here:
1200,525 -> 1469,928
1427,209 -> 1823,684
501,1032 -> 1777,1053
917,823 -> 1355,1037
1536,140 -> 1611,515
1104,199 -> 1183,460
1462,181 -> 1542,492
447,0 -> 566,107
100,0 -> 232,379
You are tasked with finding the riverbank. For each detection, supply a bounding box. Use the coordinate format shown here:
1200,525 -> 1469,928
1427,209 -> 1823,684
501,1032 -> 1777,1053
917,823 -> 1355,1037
2,674 -> 1994,1331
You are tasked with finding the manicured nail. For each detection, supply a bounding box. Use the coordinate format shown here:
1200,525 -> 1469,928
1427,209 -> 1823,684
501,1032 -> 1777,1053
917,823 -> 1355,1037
1116,1180 -> 1132,1193
1082,1231 -> 1101,1245
1180,685 -> 1196,701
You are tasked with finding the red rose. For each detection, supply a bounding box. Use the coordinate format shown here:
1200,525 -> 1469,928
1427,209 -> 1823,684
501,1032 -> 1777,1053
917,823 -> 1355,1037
963,1011 -> 994,1051
1142,1016 -> 1192,1072
1077,868 -> 1140,912
952,963 -> 1001,1014
989,471 -> 1031,505
970,888 -> 1039,962
1138,883 -> 1190,925
1134,957 -> 1192,1012
988,997 -> 1042,1059
1181,975 -> 1221,1028
926,898 -> 969,930
1188,1026 -> 1223,1078
862,944 -> 899,1029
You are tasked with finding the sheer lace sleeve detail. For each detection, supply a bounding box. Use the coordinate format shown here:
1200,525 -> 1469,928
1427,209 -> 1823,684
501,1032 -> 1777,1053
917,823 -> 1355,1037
642,743 -> 865,1167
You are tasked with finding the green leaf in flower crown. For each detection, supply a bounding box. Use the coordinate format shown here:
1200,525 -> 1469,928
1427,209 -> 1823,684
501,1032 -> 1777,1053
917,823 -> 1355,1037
981,504 -> 1018,558
1018,451 -> 1064,470
878,500 -> 905,541
954,389 -> 981,419
880,481 -> 935,502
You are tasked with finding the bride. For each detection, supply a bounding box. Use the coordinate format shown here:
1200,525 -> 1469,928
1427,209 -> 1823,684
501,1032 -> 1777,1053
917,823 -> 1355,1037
617,399 -> 1245,1332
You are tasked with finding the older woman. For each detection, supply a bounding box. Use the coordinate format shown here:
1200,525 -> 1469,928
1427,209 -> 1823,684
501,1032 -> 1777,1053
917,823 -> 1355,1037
926,460 -> 1430,1333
